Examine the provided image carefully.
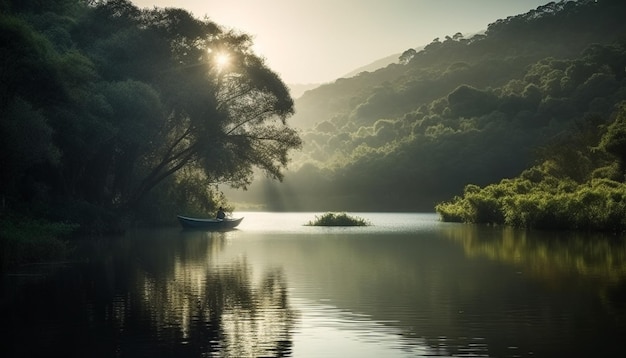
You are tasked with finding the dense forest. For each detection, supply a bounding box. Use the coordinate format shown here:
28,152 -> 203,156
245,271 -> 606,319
0,0 -> 301,237
231,0 -> 626,232
3,0 -> 626,255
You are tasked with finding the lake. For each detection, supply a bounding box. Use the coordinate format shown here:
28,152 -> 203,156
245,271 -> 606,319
2,212 -> 625,357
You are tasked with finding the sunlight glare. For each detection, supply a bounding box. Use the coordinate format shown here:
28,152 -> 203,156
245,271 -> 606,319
215,52 -> 230,71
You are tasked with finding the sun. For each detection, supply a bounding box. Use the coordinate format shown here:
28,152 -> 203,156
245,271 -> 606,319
215,52 -> 230,71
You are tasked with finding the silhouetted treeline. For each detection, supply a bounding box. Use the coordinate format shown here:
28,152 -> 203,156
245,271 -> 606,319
249,0 -> 626,224
0,0 -> 301,232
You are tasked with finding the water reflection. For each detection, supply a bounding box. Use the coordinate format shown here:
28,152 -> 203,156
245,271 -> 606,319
266,233 -> 506,356
442,225 -> 626,279
126,229 -> 298,357
441,225 -> 626,323
241,226 -> 626,357
1,229 -> 297,358
3,215 -> 626,357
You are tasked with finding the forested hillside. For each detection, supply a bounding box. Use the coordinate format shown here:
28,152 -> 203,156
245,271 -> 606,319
0,0 -> 301,232
3,0 -> 626,235
245,0 -> 626,220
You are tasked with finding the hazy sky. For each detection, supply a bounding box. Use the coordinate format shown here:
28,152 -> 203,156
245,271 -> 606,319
131,0 -> 550,84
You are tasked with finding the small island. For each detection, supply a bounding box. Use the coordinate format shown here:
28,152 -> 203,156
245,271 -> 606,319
306,212 -> 371,226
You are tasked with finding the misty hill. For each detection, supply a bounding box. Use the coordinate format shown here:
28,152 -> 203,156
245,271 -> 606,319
288,83 -> 320,99
341,52 -> 401,79
288,53 -> 401,99
236,0 -> 626,212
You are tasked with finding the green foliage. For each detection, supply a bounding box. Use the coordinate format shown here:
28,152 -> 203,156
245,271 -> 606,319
599,104 -> 626,172
0,217 -> 78,269
256,0 -> 626,212
0,98 -> 59,201
447,85 -> 497,118
305,212 -> 371,227
0,0 -> 302,230
6,0 -> 626,227
436,159 -> 626,232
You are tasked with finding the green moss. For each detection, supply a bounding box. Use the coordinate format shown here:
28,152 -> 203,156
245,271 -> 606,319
306,212 -> 371,226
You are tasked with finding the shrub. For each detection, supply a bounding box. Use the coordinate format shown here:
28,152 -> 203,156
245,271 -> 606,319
0,218 -> 78,269
306,212 -> 371,226
465,192 -> 505,224
435,198 -> 467,222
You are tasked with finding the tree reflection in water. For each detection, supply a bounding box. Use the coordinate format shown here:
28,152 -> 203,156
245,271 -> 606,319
127,229 -> 297,357
441,225 -> 626,323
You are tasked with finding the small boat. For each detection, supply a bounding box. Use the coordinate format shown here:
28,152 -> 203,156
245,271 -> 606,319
177,215 -> 244,230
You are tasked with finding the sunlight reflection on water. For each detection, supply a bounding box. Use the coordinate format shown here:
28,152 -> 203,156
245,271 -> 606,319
212,212 -> 476,357
290,298 -> 441,358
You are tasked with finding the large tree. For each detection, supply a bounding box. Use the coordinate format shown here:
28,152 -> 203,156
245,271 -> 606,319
0,0 -> 301,222
82,2 -> 302,210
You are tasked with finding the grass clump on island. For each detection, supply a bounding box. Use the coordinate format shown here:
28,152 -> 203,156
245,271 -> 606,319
306,212 -> 371,226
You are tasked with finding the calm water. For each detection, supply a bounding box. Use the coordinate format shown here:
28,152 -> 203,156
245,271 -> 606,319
2,212 -> 626,357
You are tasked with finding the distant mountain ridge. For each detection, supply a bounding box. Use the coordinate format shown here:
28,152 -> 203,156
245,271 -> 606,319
340,52 -> 401,79
287,83 -> 320,99
288,52 -> 401,98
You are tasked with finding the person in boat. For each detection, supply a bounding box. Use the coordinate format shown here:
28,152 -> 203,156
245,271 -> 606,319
216,206 -> 226,220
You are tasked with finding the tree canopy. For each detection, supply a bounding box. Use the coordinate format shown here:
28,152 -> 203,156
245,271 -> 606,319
0,0 -> 301,230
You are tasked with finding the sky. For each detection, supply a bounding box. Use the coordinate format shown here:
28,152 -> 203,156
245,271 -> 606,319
131,0 -> 551,84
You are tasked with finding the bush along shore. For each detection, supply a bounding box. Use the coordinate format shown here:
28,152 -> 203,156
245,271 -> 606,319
0,216 -> 78,270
